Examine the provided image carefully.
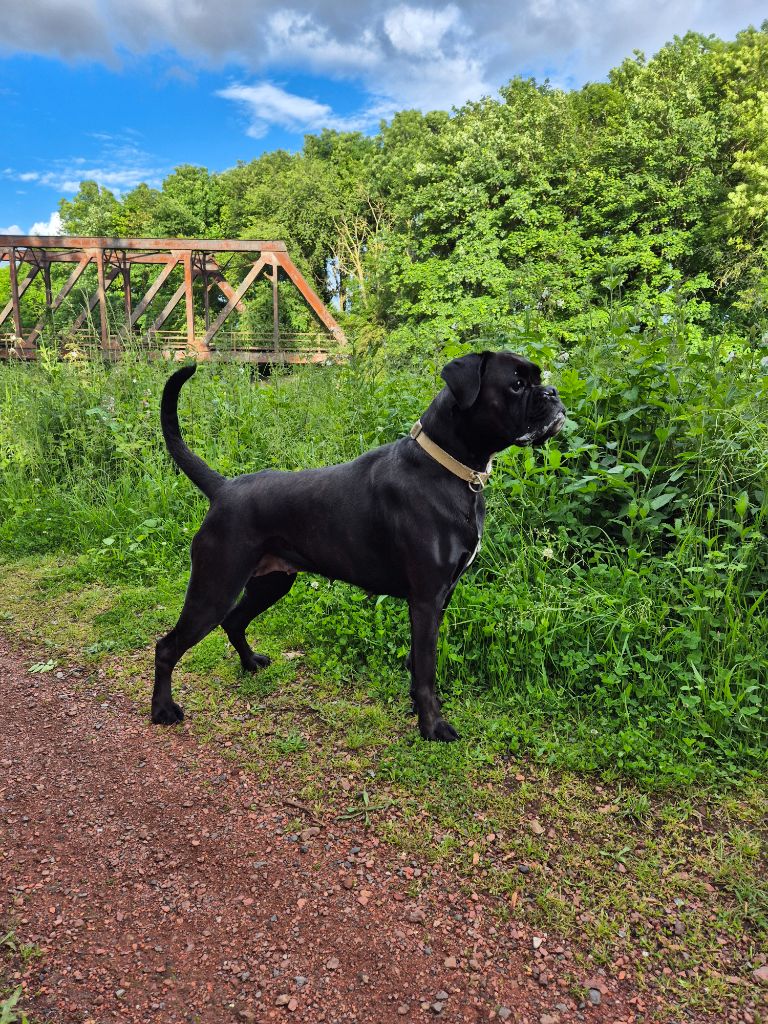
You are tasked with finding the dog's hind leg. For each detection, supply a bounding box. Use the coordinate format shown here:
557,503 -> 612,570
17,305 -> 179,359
221,571 -> 296,672
152,541 -> 253,725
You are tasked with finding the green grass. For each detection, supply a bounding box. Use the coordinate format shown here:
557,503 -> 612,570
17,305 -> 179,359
0,929 -> 39,1024
1,328 -> 767,785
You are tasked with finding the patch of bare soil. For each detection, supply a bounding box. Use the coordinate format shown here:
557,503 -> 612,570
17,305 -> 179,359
1,638 -> 648,1023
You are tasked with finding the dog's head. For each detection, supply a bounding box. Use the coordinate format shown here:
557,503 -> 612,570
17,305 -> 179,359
440,351 -> 566,450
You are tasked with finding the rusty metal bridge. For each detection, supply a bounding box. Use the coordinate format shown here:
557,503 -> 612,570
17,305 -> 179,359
0,235 -> 347,363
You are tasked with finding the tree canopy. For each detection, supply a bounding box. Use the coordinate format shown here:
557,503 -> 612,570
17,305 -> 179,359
57,23 -> 768,341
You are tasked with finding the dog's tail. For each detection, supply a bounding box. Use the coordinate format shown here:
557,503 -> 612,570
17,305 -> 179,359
160,365 -> 225,500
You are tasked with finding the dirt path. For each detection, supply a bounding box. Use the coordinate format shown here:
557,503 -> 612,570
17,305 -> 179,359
0,638 -> 646,1024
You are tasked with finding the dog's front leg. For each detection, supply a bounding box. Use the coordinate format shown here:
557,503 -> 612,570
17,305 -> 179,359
408,597 -> 459,742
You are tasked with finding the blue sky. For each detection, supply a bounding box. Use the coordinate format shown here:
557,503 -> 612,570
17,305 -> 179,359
1,1 -> 765,235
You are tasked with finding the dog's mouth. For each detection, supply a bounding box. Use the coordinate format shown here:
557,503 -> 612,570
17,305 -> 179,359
513,409 -> 566,447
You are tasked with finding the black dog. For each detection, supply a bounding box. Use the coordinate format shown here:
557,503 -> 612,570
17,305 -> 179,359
152,352 -> 565,741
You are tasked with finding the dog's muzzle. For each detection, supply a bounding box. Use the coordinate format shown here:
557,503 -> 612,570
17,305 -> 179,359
513,387 -> 566,446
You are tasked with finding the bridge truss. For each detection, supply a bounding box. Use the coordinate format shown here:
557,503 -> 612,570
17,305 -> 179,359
0,235 -> 347,363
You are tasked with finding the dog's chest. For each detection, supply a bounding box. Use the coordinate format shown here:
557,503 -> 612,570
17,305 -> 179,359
462,496 -> 485,572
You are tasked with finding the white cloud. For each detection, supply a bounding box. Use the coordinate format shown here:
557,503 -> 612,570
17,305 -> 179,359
29,211 -> 63,235
218,82 -> 393,138
383,4 -> 461,56
265,11 -> 381,77
1,0 -> 766,120
0,224 -> 22,234
4,136 -> 165,197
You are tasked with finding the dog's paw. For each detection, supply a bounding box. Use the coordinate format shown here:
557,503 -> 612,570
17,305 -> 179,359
241,652 -> 271,673
151,701 -> 185,725
420,717 -> 460,742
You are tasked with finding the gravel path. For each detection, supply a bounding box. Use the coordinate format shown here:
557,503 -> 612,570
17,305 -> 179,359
0,638 -> 644,1023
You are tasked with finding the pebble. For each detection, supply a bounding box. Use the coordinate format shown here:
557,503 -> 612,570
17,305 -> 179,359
444,956 -> 457,968
498,1009 -> 512,1021
532,936 -> 544,949
398,1005 -> 409,1016
540,1016 -> 559,1024
588,989 -> 601,1006
753,965 -> 768,985
435,990 -> 449,1001
408,908 -> 426,923
431,1002 -> 445,1014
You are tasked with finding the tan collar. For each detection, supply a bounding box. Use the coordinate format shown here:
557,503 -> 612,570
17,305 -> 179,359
409,421 -> 493,492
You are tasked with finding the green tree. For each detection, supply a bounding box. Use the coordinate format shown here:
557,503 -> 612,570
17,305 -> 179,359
59,181 -> 120,235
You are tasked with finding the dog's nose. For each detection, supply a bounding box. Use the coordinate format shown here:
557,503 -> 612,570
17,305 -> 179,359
540,385 -> 560,401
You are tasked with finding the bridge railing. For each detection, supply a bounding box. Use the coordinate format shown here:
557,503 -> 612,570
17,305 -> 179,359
0,327 -> 345,363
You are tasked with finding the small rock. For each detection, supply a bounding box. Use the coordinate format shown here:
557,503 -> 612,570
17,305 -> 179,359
275,994 -> 291,1006
588,989 -> 601,1006
532,936 -> 544,949
431,1003 -> 444,1014
530,819 -> 545,835
498,1009 -> 512,1022
300,827 -> 320,842
238,1012 -> 257,1023
753,965 -> 768,985
435,990 -> 449,1001
342,874 -> 356,890
584,976 -> 608,995
517,864 -> 530,875
408,908 -> 425,923
325,957 -> 340,971
673,920 -> 686,937
540,1015 -> 559,1024
397,1006 -> 409,1016
444,956 -> 457,969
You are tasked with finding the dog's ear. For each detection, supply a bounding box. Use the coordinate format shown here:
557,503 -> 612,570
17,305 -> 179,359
440,352 -> 489,410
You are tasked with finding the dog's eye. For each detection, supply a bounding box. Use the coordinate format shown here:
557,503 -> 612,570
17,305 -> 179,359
510,382 -> 524,394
